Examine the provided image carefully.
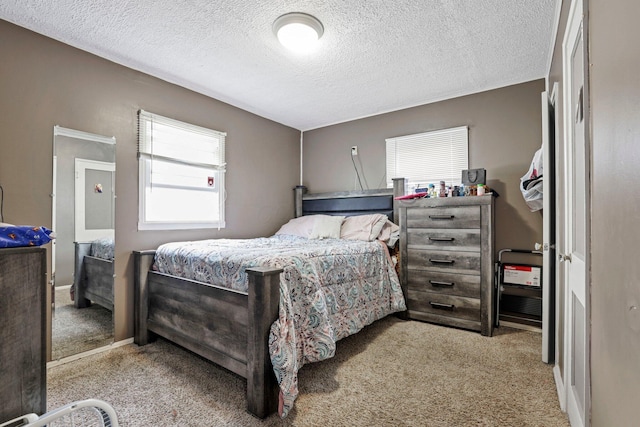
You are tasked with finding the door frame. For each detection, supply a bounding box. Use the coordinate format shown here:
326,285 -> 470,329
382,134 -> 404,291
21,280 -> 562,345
541,83 -> 558,365
561,0 -> 591,424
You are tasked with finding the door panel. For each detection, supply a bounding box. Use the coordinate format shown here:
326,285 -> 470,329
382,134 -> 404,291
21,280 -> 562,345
562,0 -> 589,424
75,158 -> 115,242
84,168 -> 114,230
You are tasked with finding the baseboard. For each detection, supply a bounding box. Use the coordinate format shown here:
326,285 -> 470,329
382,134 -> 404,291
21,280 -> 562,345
47,338 -> 134,368
553,364 -> 566,412
499,320 -> 542,333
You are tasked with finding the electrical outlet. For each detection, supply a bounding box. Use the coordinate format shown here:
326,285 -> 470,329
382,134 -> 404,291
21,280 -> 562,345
351,146 -> 358,156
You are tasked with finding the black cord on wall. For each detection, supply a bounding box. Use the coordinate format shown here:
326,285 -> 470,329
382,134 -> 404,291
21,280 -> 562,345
0,185 -> 4,222
350,153 -> 364,190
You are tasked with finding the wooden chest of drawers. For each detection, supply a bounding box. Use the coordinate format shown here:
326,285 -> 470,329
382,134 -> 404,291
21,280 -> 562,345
398,196 -> 495,336
0,247 -> 47,421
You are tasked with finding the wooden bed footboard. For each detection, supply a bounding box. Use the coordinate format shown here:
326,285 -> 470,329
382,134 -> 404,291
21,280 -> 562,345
74,242 -> 114,311
133,250 -> 282,418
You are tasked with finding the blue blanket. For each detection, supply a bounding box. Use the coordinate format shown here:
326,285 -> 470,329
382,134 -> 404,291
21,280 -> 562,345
0,225 -> 54,248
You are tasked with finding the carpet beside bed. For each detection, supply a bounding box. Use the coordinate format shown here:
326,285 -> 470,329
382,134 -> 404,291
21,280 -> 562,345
47,317 -> 569,426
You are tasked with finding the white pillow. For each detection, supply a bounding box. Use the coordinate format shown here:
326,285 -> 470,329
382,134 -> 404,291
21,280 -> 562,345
274,216 -> 317,238
378,220 -> 400,246
309,215 -> 345,239
340,214 -> 388,241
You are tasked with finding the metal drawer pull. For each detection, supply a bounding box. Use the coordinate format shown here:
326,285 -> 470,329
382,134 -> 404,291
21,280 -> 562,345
429,302 -> 455,310
429,215 -> 455,220
428,237 -> 455,242
430,280 -> 454,287
429,258 -> 455,264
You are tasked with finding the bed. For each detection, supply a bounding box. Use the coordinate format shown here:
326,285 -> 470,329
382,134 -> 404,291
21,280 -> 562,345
73,237 -> 114,311
133,178 -> 407,418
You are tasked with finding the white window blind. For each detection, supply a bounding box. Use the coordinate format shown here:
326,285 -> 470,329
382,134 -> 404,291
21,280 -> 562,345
138,110 -> 226,230
386,126 -> 468,188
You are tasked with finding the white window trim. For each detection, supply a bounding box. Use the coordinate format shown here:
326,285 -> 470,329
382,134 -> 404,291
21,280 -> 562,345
137,110 -> 226,231
386,126 -> 469,189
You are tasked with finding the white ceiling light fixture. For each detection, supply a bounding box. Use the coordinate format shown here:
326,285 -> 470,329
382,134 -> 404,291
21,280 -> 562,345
273,12 -> 324,53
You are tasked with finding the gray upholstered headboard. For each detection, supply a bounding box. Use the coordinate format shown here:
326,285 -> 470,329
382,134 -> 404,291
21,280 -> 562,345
294,178 -> 406,224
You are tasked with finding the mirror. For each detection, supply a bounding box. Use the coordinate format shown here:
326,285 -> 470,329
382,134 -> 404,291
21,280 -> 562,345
52,126 -> 115,360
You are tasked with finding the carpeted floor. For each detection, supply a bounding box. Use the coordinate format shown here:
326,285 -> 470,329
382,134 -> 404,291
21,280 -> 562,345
52,286 -> 114,360
47,316 -> 569,426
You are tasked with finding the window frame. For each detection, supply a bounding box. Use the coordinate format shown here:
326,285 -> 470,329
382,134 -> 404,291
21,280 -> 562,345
137,110 -> 226,231
385,126 -> 469,190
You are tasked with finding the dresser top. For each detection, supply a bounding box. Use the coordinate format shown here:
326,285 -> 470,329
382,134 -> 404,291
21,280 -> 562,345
396,194 -> 495,208
0,246 -> 46,255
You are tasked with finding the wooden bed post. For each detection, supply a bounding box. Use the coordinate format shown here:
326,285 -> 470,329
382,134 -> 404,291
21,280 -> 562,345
133,250 -> 156,346
73,242 -> 91,308
392,178 -> 406,224
294,185 -> 307,218
245,266 -> 282,418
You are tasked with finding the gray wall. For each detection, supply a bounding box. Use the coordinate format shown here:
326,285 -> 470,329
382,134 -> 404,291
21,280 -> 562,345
303,80 -> 546,255
0,20 -> 300,354
588,0 -> 640,424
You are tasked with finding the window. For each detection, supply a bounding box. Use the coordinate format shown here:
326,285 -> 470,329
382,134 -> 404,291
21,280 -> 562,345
138,110 -> 226,230
386,126 -> 468,190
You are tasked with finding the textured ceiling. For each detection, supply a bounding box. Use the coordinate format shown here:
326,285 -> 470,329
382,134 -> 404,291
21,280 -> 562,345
0,0 -> 559,131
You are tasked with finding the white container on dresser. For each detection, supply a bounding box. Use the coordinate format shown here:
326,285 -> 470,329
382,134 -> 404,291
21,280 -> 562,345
398,195 -> 495,336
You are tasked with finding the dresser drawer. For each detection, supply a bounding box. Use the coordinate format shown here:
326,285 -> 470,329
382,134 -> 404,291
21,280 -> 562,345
406,290 -> 481,323
406,228 -> 480,251
406,270 -> 480,298
406,205 -> 480,229
407,249 -> 481,275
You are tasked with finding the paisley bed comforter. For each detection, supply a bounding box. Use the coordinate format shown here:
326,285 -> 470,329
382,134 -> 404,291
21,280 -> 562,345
153,234 -> 406,417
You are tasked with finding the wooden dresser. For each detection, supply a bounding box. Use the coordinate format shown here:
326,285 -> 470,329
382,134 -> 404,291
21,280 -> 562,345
398,195 -> 495,336
0,247 -> 47,421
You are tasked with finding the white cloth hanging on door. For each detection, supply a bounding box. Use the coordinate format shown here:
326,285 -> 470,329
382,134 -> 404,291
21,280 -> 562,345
520,146 -> 544,212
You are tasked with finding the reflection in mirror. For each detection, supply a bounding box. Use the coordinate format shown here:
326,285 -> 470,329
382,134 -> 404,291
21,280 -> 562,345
52,126 -> 115,360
